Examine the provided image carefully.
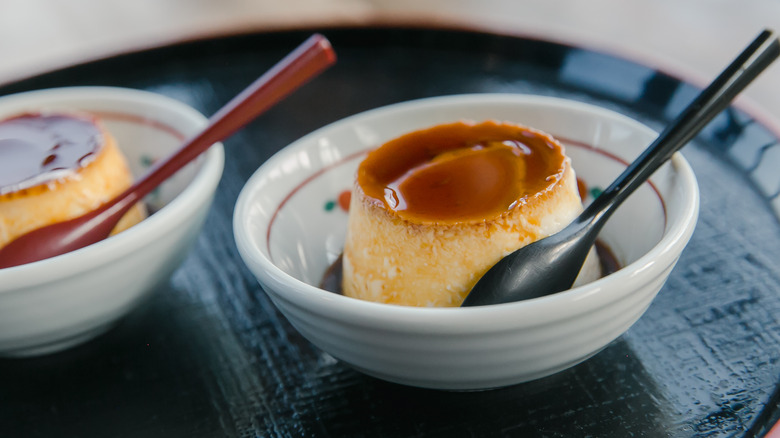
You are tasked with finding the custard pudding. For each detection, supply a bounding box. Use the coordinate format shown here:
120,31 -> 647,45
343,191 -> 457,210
342,120 -> 598,307
0,112 -> 146,250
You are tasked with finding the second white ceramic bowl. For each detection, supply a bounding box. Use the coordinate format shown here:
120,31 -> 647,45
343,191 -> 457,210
234,94 -> 699,390
0,87 -> 224,356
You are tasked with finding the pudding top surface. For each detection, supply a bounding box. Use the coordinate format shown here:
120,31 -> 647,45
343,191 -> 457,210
0,112 -> 103,195
357,121 -> 568,224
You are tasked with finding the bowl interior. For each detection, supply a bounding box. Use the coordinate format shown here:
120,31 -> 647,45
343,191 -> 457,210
238,94 -> 692,291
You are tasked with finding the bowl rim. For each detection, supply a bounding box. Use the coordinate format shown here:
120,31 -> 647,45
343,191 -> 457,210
234,93 -> 699,328
0,86 -> 225,288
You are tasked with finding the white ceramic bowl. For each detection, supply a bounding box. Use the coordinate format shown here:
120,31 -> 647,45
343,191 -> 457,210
233,94 -> 699,390
0,87 -> 224,356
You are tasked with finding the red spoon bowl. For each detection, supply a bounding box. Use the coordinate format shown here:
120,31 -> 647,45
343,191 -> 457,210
0,86 -> 225,356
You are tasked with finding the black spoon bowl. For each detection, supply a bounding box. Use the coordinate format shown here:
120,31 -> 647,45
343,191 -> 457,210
462,29 -> 780,307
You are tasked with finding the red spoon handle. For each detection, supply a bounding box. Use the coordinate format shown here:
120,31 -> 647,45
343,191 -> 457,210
129,33 -> 336,208
0,34 -> 335,268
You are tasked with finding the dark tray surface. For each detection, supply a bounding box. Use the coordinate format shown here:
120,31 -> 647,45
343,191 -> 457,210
2,27 -> 780,438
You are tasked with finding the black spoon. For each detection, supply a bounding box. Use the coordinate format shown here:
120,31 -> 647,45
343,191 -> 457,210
462,29 -> 780,307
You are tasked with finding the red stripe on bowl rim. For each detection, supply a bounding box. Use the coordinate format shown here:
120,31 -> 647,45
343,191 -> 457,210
94,110 -> 189,141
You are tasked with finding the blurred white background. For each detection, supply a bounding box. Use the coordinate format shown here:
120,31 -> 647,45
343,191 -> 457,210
1,0 -> 779,118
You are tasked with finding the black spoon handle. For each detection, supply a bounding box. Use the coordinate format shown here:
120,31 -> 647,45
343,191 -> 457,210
461,30 -> 779,307
581,29 -> 779,228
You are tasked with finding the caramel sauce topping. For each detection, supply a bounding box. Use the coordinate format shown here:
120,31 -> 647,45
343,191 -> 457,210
0,113 -> 103,195
357,121 -> 567,223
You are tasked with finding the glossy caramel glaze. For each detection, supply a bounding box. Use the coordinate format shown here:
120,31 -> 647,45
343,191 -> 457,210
0,113 -> 103,195
0,111 -> 146,250
357,121 -> 567,223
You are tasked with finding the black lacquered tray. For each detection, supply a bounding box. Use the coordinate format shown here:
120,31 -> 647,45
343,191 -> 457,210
2,27 -> 780,437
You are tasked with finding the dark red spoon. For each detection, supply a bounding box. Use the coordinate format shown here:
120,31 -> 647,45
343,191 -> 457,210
0,33 -> 336,269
